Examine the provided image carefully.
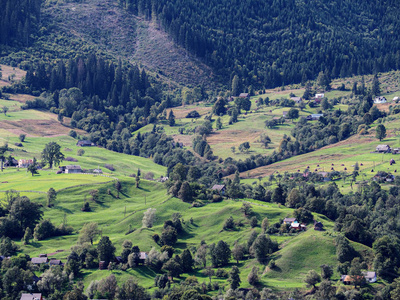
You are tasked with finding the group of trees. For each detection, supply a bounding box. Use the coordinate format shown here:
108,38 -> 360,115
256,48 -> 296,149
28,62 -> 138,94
0,0 -> 41,46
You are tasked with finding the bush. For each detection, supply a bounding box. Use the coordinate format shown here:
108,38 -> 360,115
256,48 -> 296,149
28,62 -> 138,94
216,268 -> 228,278
65,157 -> 78,162
77,149 -> 85,156
69,130 -> 77,138
223,216 -> 235,230
104,164 -> 115,171
14,142 -> 23,147
186,110 -> 201,118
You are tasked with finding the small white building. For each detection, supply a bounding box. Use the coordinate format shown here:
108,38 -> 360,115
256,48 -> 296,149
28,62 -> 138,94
374,96 -> 387,104
18,159 -> 33,168
393,96 -> 399,102
363,271 -> 377,283
315,93 -> 325,99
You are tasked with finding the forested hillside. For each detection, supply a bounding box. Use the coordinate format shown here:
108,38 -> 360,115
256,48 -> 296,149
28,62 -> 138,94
120,0 -> 400,89
0,0 -> 41,46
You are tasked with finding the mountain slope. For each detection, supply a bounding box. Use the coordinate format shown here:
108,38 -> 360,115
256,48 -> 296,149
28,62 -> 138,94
42,0 -> 217,88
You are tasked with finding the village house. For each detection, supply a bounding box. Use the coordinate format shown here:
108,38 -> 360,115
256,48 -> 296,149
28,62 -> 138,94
315,93 -> 325,99
76,140 -> 96,147
59,165 -> 82,174
18,159 -> 33,168
211,184 -> 226,195
306,114 -> 323,121
290,221 -> 306,231
49,259 -> 63,266
290,96 -> 302,104
283,217 -> 296,224
393,96 -> 399,102
363,271 -> 377,283
31,257 -> 48,265
20,293 -> 43,300
282,111 -> 288,118
376,144 -> 391,153
374,96 -> 387,104
139,252 -> 148,264
239,93 -> 249,99
93,168 -> 103,174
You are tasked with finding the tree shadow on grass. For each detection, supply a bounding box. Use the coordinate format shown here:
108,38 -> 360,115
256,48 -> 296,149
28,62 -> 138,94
29,241 -> 43,248
137,186 -> 150,192
53,206 -> 73,214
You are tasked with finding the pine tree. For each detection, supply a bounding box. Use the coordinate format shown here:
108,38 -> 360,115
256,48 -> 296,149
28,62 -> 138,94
168,110 -> 176,126
229,266 -> 241,289
372,74 -> 381,96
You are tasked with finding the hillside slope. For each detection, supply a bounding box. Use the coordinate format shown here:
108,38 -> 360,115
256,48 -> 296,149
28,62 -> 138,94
42,0 -> 217,88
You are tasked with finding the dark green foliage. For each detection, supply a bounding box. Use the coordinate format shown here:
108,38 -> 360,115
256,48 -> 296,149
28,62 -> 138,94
120,0 -> 400,88
376,124 -> 387,141
304,269 -> 321,288
228,265 -> 241,290
335,235 -> 357,263
210,240 -> 231,267
373,236 -> 400,282
42,142 -> 65,168
0,237 -> 19,256
180,249 -> 194,272
186,110 -> 201,118
161,225 -> 178,246
97,236 -> 116,265
47,187 -> 57,207
0,0 -> 41,46
223,216 -> 235,230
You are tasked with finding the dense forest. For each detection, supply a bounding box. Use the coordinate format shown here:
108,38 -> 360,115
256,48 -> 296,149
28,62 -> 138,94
119,0 -> 400,89
0,0 -> 41,46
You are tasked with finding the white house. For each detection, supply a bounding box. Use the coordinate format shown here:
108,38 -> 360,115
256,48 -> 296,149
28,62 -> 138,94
374,96 -> 387,104
315,93 -> 325,99
363,271 -> 377,283
393,96 -> 399,102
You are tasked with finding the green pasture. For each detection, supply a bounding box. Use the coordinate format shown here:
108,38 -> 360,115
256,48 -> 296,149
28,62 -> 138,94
1,135 -> 167,178
11,176 -> 346,291
0,109 -> 52,121
0,169 -> 112,192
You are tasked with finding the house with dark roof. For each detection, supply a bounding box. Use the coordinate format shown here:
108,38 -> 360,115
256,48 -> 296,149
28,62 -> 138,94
376,145 -> 391,153
65,165 -> 82,174
290,96 -> 302,104
20,293 -> 43,300
76,140 -> 96,147
31,257 -> 48,264
49,259 -> 63,266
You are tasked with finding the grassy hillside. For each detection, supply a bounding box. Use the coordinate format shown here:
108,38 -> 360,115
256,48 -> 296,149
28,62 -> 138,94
13,175 -> 348,291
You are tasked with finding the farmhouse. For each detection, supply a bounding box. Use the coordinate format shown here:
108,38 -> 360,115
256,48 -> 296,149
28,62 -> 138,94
18,159 -> 33,168
239,93 -> 249,99
20,293 -> 43,300
374,96 -> 387,104
31,257 -> 48,264
49,259 -> 63,266
282,111 -> 288,118
93,168 -> 103,174
61,165 -> 82,173
376,144 -> 391,153
283,217 -> 296,224
306,114 -> 323,121
290,96 -> 302,103
139,252 -> 148,264
394,96 -> 399,102
76,140 -> 96,147
211,184 -> 226,195
363,271 -> 377,283
315,93 -> 324,99
290,221 -> 306,231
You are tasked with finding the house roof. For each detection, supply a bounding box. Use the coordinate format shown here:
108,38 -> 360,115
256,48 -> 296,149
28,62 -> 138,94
315,93 -> 325,98
211,184 -> 225,191
283,217 -> 296,223
66,165 -> 82,170
20,293 -> 42,300
376,145 -> 390,150
239,93 -> 249,98
363,271 -> 376,279
49,259 -> 62,265
77,140 -> 93,145
31,257 -> 48,264
140,252 -> 148,260
291,97 -> 301,102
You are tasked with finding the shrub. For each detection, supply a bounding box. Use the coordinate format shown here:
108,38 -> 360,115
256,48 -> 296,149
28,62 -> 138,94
65,157 -> 78,162
104,164 -> 115,171
77,149 -> 85,156
223,216 -> 235,230
68,130 -> 77,138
